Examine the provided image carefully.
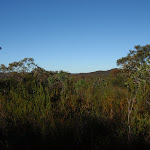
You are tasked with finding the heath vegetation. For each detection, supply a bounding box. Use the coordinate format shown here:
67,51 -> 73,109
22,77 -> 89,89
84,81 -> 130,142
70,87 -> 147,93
0,45 -> 150,149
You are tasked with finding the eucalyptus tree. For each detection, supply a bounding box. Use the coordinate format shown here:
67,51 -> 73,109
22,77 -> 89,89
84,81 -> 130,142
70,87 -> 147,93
117,44 -> 150,142
0,57 -> 39,84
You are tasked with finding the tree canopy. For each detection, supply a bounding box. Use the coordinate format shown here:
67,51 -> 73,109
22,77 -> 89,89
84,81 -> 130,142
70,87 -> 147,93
117,44 -> 150,72
0,58 -> 37,73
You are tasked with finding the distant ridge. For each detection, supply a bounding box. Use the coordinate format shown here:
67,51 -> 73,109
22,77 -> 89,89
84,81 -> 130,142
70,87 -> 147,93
70,68 -> 119,76
0,68 -> 120,78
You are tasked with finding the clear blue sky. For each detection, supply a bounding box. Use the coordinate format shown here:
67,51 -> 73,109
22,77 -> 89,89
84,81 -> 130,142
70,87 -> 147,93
0,0 -> 150,73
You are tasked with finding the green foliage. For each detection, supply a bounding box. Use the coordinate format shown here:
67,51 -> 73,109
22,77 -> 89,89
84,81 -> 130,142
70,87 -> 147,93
110,71 -> 125,87
117,44 -> 150,72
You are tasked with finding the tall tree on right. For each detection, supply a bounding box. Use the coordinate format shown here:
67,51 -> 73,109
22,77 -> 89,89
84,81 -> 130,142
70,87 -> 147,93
117,44 -> 150,142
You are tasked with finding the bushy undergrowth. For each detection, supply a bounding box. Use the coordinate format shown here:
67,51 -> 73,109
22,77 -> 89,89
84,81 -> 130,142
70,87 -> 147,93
0,70 -> 150,149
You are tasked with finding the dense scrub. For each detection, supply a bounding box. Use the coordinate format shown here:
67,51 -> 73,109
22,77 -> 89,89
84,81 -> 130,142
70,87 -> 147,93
0,69 -> 149,150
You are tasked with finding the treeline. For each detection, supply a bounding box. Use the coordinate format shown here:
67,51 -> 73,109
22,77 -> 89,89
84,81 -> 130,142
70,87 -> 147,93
0,45 -> 150,149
